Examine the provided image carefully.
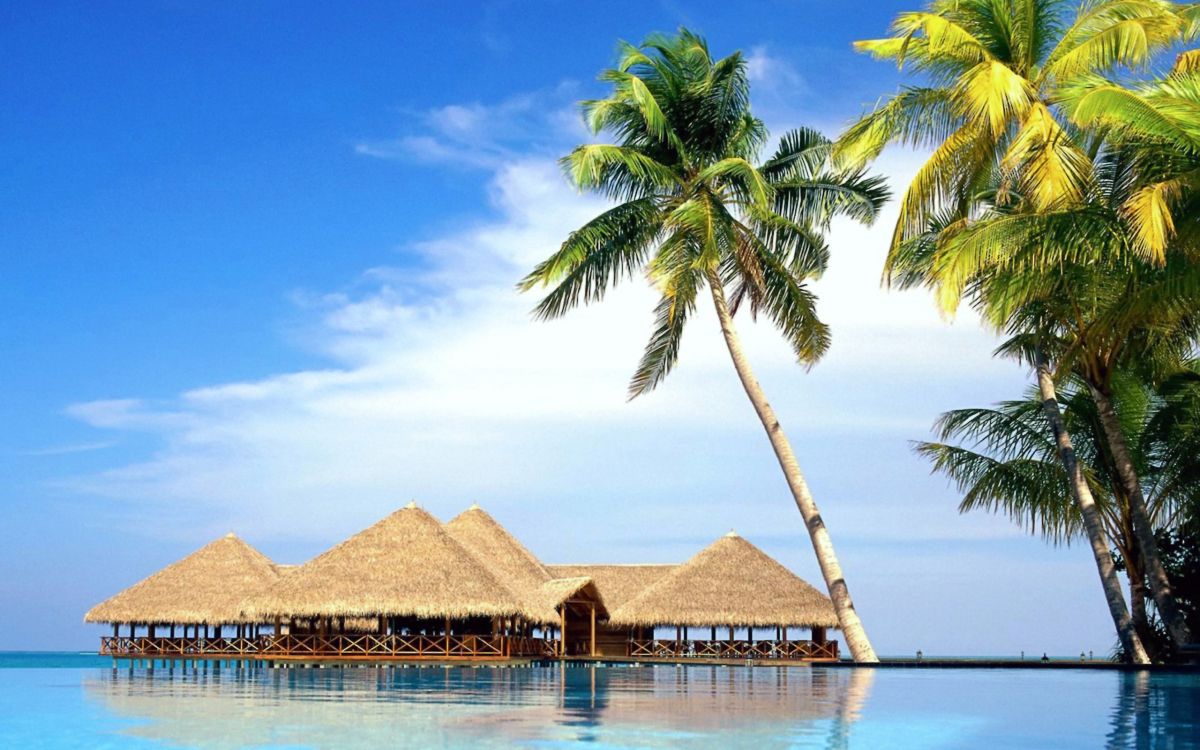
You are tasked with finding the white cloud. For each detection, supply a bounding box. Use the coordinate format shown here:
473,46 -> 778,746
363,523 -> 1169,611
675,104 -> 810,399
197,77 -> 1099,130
353,87 -> 586,169
745,45 -> 808,95
62,143 -> 1024,555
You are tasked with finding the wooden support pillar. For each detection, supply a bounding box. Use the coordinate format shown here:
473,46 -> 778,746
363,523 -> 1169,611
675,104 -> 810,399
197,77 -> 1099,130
590,604 -> 596,657
148,624 -> 156,639
274,615 -> 281,636
710,626 -> 716,641
444,616 -> 451,655
812,626 -> 826,644
728,626 -> 734,640
170,624 -> 175,638
112,623 -> 119,638
558,606 -> 566,657
748,626 -> 754,642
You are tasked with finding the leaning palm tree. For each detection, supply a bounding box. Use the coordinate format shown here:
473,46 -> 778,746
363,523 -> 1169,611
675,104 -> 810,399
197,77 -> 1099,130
925,144 -> 1200,650
918,369 -> 1200,659
519,30 -> 890,662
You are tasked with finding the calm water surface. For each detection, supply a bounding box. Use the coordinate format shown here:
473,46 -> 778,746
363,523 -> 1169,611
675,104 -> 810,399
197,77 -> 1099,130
0,654 -> 1197,748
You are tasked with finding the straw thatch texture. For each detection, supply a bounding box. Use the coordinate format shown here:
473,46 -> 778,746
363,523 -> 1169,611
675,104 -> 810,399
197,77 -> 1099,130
245,504 -> 525,620
545,564 -> 675,611
84,533 -> 280,625
606,533 -> 838,628
538,577 -> 607,616
444,505 -> 559,622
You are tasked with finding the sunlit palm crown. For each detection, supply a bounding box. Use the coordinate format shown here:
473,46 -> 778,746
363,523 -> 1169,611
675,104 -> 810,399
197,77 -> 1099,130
520,30 -> 889,397
837,0 -> 1194,289
1072,53 -> 1200,257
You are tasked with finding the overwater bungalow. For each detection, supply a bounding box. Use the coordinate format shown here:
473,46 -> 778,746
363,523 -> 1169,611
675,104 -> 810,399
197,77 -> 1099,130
85,532 -> 282,652
607,531 -> 840,660
87,503 -> 841,663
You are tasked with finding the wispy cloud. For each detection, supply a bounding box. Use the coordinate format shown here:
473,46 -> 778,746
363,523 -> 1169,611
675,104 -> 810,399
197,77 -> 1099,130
17,441 -> 116,457
60,140 -> 1022,553
354,86 -> 586,169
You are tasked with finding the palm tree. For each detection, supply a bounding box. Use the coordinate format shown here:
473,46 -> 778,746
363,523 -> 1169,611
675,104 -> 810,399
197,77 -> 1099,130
836,0 -> 1186,284
519,30 -> 890,662
921,146 -> 1200,649
917,369 -> 1200,658
840,0 -> 1194,656
1070,40 -> 1200,260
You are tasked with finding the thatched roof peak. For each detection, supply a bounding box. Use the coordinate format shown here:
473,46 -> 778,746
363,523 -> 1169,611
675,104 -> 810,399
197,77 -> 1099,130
85,534 -> 280,625
445,504 -> 559,622
607,534 -> 837,629
245,504 -> 526,620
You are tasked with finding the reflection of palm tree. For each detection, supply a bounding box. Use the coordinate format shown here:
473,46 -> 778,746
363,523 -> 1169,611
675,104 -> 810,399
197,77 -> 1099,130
1107,671 -> 1152,750
824,667 -> 875,750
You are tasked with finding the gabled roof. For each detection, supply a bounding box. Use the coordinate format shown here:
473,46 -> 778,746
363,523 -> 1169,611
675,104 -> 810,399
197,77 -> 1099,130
85,533 -> 279,625
606,532 -> 837,628
245,504 -> 525,620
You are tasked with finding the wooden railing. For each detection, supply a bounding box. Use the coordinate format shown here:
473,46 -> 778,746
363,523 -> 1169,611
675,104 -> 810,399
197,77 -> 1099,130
100,634 -> 557,660
627,639 -> 839,660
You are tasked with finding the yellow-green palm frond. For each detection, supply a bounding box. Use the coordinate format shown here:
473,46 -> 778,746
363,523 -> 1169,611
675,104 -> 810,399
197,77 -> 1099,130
1002,102 -> 1094,209
835,87 -> 960,169
884,121 -> 995,278
955,59 -> 1037,137
893,11 -> 997,66
1122,179 -> 1183,261
628,266 -> 701,399
1174,48 -> 1200,74
563,144 -> 680,199
1043,0 -> 1184,80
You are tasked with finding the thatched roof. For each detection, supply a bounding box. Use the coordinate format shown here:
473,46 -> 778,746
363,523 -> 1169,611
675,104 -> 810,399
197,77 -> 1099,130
85,533 -> 280,625
244,503 -> 525,620
546,564 -> 675,611
606,532 -> 837,628
538,577 -> 607,617
444,504 -> 556,622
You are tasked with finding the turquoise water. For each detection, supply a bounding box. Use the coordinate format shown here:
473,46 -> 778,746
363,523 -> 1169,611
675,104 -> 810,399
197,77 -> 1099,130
0,654 -> 1197,748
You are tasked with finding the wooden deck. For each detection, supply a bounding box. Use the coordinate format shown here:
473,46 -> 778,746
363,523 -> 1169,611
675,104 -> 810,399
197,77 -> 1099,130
100,636 -> 836,662
100,634 -> 556,660
627,639 -> 839,661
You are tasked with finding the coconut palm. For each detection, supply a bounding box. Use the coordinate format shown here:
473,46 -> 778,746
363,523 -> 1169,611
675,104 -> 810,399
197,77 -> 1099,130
519,30 -> 890,662
842,0 -> 1195,657
920,140 -> 1200,650
837,0 -> 1188,279
1071,55 -> 1200,261
918,368 -> 1200,658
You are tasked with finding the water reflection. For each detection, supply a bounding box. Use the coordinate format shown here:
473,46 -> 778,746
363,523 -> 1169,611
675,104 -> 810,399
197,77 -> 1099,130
1107,670 -> 1200,750
83,664 -> 873,749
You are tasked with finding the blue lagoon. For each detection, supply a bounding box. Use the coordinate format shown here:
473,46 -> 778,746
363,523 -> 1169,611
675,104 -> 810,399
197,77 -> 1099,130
1,656 -> 1198,748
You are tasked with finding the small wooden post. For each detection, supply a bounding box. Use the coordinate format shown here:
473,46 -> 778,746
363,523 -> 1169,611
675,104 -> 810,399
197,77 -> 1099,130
589,604 -> 596,657
558,606 -> 566,657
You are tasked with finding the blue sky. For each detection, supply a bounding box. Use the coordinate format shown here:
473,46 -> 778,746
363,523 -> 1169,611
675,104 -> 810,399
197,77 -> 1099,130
2,0 -> 1117,655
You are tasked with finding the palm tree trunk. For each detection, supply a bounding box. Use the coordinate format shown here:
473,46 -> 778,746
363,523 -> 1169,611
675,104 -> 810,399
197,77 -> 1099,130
1034,352 -> 1149,663
1086,381 -> 1192,649
705,271 -> 877,663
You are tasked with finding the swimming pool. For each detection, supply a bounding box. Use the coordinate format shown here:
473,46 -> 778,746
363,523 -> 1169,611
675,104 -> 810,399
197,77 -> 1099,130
0,656 -> 1196,748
